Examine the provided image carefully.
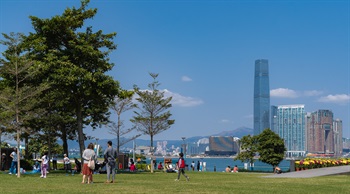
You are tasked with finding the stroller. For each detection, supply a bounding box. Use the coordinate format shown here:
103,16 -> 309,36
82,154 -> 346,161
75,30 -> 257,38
74,158 -> 81,173
94,161 -> 107,174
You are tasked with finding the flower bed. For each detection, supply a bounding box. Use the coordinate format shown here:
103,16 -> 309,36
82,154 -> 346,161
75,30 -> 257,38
295,158 -> 350,171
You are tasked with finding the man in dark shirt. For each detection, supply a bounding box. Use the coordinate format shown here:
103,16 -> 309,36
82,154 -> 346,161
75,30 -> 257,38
1,153 -> 6,171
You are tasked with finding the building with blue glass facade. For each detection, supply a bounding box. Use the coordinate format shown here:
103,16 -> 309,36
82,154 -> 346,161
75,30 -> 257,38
254,59 -> 270,136
271,105 -> 306,157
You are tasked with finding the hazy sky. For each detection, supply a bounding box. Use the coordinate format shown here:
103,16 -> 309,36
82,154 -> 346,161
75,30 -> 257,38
1,0 -> 349,141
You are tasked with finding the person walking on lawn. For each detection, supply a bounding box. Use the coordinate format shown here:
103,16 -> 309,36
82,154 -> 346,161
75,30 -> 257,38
175,153 -> 189,181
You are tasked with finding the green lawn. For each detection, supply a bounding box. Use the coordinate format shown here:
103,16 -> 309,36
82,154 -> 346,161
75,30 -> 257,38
0,170 -> 349,193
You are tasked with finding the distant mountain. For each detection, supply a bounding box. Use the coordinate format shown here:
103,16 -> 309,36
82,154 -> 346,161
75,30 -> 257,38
213,126 -> 253,138
59,126 -> 253,149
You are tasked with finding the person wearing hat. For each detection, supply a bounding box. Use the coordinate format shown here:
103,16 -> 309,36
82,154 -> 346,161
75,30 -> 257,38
1,153 -> 6,171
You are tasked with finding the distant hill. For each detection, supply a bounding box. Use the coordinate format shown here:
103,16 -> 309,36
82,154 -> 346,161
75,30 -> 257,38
59,126 -> 253,150
213,126 -> 253,138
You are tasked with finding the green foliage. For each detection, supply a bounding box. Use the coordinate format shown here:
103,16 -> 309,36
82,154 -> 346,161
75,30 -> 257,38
26,0 -> 120,157
131,73 -> 175,149
27,136 -> 63,157
236,129 -> 286,170
109,89 -> 139,153
257,128 -> 286,168
235,135 -> 258,165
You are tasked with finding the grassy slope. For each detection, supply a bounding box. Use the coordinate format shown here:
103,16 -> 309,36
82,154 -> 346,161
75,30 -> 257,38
0,171 -> 349,193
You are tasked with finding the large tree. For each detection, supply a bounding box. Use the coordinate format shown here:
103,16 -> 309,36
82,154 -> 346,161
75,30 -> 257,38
0,32 -> 49,177
235,135 -> 258,170
257,128 -> 286,170
26,0 -> 119,158
130,73 -> 175,173
109,89 -> 140,153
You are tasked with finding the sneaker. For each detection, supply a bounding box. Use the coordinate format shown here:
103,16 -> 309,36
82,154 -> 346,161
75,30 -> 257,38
43,176 -> 46,178
8,173 -> 12,175
186,177 -> 190,181
175,179 -> 179,181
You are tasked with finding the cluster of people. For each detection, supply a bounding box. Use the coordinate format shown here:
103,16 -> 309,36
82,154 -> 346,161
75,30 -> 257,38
1,145 -> 195,183
225,165 -> 239,173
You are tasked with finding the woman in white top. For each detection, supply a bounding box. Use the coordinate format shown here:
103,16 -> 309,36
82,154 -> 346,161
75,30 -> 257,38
82,143 -> 96,184
40,152 -> 49,178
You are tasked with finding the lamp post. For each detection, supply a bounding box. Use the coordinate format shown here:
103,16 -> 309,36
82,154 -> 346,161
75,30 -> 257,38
181,137 -> 186,158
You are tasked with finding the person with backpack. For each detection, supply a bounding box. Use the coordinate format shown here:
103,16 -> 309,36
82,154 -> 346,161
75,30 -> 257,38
175,152 -> 189,181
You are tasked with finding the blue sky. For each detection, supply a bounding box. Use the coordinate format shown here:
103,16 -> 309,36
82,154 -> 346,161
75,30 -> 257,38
1,0 -> 349,141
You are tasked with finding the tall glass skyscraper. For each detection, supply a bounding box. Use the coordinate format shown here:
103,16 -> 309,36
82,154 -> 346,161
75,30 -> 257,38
254,59 -> 270,136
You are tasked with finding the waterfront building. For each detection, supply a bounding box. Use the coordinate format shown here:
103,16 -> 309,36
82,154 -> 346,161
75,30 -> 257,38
306,110 -> 334,155
271,104 -> 306,157
254,59 -> 270,136
333,119 -> 343,157
206,136 -> 238,155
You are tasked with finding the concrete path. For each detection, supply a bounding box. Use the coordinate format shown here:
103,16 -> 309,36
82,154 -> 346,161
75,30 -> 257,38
264,165 -> 350,178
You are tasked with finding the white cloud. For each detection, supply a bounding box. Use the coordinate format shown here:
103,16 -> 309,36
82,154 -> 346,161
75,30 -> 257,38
219,119 -> 231,123
181,76 -> 192,82
304,90 -> 323,97
318,94 -> 350,104
163,89 -> 203,107
270,88 -> 298,98
133,89 -> 203,107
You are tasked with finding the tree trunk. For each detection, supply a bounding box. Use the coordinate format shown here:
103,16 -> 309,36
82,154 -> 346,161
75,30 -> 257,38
76,105 -> 85,162
48,136 -> 52,170
24,136 -> 30,159
117,114 -> 121,153
150,134 -> 154,173
17,128 -> 21,178
61,126 -> 68,157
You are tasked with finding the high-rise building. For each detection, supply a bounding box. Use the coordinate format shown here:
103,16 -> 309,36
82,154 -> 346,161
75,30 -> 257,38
333,119 -> 343,157
206,136 -> 238,155
306,110 -> 334,154
254,59 -> 270,135
271,105 -> 306,157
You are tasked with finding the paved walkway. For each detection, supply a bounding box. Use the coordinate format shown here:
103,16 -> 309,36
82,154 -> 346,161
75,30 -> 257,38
264,165 -> 350,178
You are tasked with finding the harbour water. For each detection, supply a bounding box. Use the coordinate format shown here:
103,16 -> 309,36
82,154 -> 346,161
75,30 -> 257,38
147,157 -> 291,172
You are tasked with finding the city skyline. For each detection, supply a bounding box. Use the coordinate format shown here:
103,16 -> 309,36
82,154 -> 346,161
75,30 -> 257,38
1,0 -> 349,141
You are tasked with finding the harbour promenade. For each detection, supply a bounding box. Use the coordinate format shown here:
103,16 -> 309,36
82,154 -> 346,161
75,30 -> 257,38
265,165 -> 350,178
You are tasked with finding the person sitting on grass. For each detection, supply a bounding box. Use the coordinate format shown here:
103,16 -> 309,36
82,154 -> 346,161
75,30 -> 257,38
130,162 -> 136,172
225,166 -> 231,172
157,162 -> 163,170
274,166 -> 282,174
233,165 -> 239,173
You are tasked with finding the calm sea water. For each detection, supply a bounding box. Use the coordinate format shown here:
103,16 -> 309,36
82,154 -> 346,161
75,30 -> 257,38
147,157 -> 291,172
